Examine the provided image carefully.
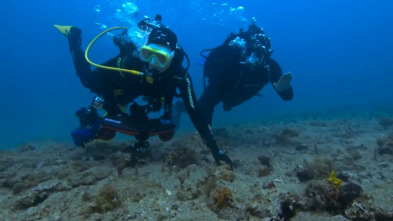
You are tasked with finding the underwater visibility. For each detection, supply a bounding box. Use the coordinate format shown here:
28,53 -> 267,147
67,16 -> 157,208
0,0 -> 393,220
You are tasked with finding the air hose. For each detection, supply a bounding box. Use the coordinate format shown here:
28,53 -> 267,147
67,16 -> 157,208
84,27 -> 144,76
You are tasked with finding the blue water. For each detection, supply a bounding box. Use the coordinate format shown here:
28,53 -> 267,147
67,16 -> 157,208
1,0 -> 392,149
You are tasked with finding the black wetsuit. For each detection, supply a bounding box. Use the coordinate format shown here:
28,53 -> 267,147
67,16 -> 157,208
198,32 -> 294,125
66,27 -> 233,168
68,28 -> 212,145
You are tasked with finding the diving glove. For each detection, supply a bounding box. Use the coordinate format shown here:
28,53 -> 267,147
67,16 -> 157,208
71,106 -> 100,147
205,139 -> 234,170
54,25 -> 82,46
76,107 -> 98,128
273,72 -> 292,92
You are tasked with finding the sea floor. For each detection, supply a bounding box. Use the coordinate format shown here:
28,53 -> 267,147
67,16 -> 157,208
1,114 -> 393,221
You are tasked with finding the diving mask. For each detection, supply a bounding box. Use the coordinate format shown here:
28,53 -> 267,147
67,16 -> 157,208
140,43 -> 174,70
246,45 -> 269,66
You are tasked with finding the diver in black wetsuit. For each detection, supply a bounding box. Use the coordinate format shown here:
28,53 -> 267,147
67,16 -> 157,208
54,15 -> 234,168
173,20 -> 293,127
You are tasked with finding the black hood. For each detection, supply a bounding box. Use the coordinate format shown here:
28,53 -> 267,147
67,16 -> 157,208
147,27 -> 178,51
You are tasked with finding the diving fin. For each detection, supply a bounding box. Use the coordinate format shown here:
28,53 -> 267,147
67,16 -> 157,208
53,25 -> 73,36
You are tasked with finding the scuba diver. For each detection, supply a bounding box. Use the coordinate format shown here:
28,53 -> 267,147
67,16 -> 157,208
54,15 -> 234,169
173,18 -> 293,127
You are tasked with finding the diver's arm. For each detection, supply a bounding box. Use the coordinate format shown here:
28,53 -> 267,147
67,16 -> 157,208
176,73 -> 234,169
198,80 -> 227,126
66,27 -> 103,94
269,59 -> 294,101
68,28 -> 132,115
177,73 -> 210,136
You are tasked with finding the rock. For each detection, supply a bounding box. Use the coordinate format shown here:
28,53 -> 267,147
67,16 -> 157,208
258,155 -> 272,168
15,145 -> 36,153
338,182 -> 362,207
33,180 -> 72,193
13,191 -> 49,210
377,146 -> 393,155
67,166 -> 112,187
296,170 -> 314,182
377,162 -> 389,168
295,144 -> 309,151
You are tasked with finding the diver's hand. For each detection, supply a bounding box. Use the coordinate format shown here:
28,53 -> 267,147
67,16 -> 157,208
206,139 -> 234,170
75,107 -> 99,128
273,72 -> 292,92
212,150 -> 234,170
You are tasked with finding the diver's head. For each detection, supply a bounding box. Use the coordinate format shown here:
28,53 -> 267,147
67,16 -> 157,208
147,27 -> 177,51
140,27 -> 178,72
245,27 -> 272,66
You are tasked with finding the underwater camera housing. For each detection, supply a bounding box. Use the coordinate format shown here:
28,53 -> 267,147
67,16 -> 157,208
113,14 -> 164,55
138,14 -> 163,31
113,29 -> 138,55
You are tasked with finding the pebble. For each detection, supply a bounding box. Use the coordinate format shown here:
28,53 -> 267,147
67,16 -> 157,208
377,162 -> 389,168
